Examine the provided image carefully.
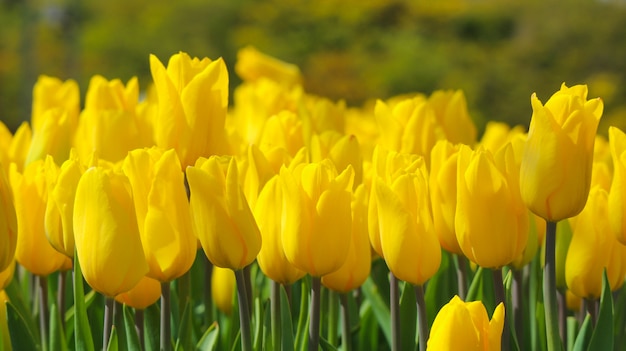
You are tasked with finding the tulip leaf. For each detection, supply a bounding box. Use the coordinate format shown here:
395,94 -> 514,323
143,303 -> 161,351
319,336 -> 338,351
196,322 -> 219,351
6,302 -> 39,351
280,286 -> 295,351
357,303 -> 379,351
465,266 -> 483,302
294,278 -> 310,351
587,270 -> 613,351
122,306 -> 141,351
106,327 -> 118,351
572,314 -> 592,351
528,251 -> 541,351
399,282 -> 416,351
73,254 -> 95,351
566,316 -> 578,351
360,277 -> 392,347
4,279 -> 40,344
174,300 -> 193,351
49,302 -> 68,351
503,269 -> 521,351
613,283 -> 626,347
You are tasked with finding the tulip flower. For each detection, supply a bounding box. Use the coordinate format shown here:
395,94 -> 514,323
73,166 -> 148,297
235,46 -> 302,87
8,122 -> 32,173
187,155 -> 261,270
115,276 -> 162,310
123,148 -> 196,282
311,131 -> 363,187
609,126 -> 626,245
257,111 -> 304,159
211,266 -> 236,315
428,89 -> 477,145
374,157 -> 441,286
0,260 -> 15,290
150,52 -> 230,167
456,144 -> 528,269
520,83 -> 602,222
0,165 -> 17,272
31,75 -> 80,133
427,295 -> 505,351
10,161 -> 69,276
25,108 -> 74,166
44,151 -> 83,258
280,159 -> 354,277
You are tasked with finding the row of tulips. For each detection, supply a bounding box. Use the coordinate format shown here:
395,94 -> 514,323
0,46 -> 623,351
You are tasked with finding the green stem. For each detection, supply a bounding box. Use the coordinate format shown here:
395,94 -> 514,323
513,269 -> 525,351
103,297 -> 114,350
244,265 -> 253,315
390,273 -> 400,351
585,298 -> 598,327
339,293 -> 352,351
57,271 -> 66,321
456,255 -> 468,300
492,268 -> 508,351
177,270 -> 191,317
271,280 -> 281,350
135,308 -> 145,351
203,255 -> 214,326
415,284 -> 428,351
235,269 -> 253,351
38,275 -> 49,351
557,289 -> 567,344
309,277 -> 322,351
161,282 -> 171,351
327,290 -> 339,345
544,221 -> 562,351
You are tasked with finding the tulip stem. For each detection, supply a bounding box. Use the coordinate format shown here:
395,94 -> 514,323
456,255 -> 468,299
203,256 -> 214,326
38,275 -> 49,351
135,308 -> 145,351
327,290 -> 339,345
557,289 -> 567,343
414,284 -> 428,351
585,298 -> 598,327
57,271 -> 66,320
103,297 -> 114,350
513,269 -> 525,351
309,276 -> 322,351
340,293 -> 352,351
270,280 -> 281,350
389,272 -> 400,351
492,268 -> 508,351
544,221 -> 562,351
235,269 -> 253,351
161,282 -> 171,351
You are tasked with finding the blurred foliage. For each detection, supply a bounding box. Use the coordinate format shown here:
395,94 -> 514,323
2,0 -> 626,135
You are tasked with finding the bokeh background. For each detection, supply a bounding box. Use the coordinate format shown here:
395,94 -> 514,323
2,0 -> 626,136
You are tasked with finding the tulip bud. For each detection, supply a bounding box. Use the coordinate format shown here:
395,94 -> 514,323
211,266 -> 236,315
115,276 -> 161,310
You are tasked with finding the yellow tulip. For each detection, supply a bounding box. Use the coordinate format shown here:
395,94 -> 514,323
150,52 -> 229,167
427,295 -> 505,351
321,184 -> 371,292
187,156 -> 261,270
609,126 -> 626,245
428,89 -> 477,145
281,159 -> 354,277
456,144 -> 528,269
257,111 -> 304,159
10,161 -> 69,276
374,157 -> 441,285
242,144 -> 284,210
311,131 -> 363,187
31,75 -> 80,133
211,266 -> 236,315
25,108 -> 73,166
8,122 -> 32,173
115,276 -> 162,310
74,75 -> 147,163
0,122 -> 11,174
235,46 -> 302,87
44,151 -> 84,257
255,176 -> 305,285
566,186 -> 626,299
520,83 -> 602,221
0,165 -> 17,272
73,166 -> 148,297
0,260 -> 15,290
429,140 -> 462,255
123,148 -> 196,282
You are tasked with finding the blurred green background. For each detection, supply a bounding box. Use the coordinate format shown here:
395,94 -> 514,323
2,0 -> 626,136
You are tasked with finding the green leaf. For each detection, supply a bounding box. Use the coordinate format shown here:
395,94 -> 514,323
572,314 -> 592,351
360,277 -> 392,347
73,254 -> 95,351
503,269 -> 520,351
319,336 -> 339,351
196,322 -> 219,351
357,303 -> 379,351
613,282 -> 626,348
49,303 -> 67,351
279,286 -> 295,351
6,302 -> 39,351
294,278 -> 310,351
122,306 -> 141,351
425,251 -> 457,327
566,316 -> 578,351
106,327 -> 118,351
399,282 -> 416,351
587,270 -> 613,351
4,279 -> 39,344
144,303 -> 161,351
465,267 -> 483,302
252,297 -> 263,350
174,300 -> 193,351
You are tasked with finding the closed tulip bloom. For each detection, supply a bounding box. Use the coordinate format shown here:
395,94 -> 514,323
73,166 -> 148,297
427,295 -> 505,351
520,83 -> 602,221
10,161 -> 69,276
257,111 -> 304,159
609,126 -> 626,244
44,152 -> 83,257
322,184 -> 371,292
255,176 -> 305,285
456,144 -> 528,269
115,276 -> 162,310
212,266 -> 236,315
235,46 -> 302,87
311,131 -> 363,188
25,108 -> 73,166
566,186 -> 626,299
430,140 -> 462,255
8,122 -> 32,173
31,75 -> 80,133
187,156 -> 261,270
150,52 -> 229,167
123,148 -> 196,282
428,90 -> 477,145
281,159 -> 354,277
0,165 -> 17,272
374,158 -> 441,285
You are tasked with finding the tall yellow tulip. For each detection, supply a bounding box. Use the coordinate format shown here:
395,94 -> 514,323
150,52 -> 230,167
456,144 -> 528,269
0,164 -> 17,272
520,83 -> 602,222
427,295 -> 505,351
187,156 -> 261,270
428,89 -> 477,145
73,166 -> 148,297
123,148 -> 196,282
